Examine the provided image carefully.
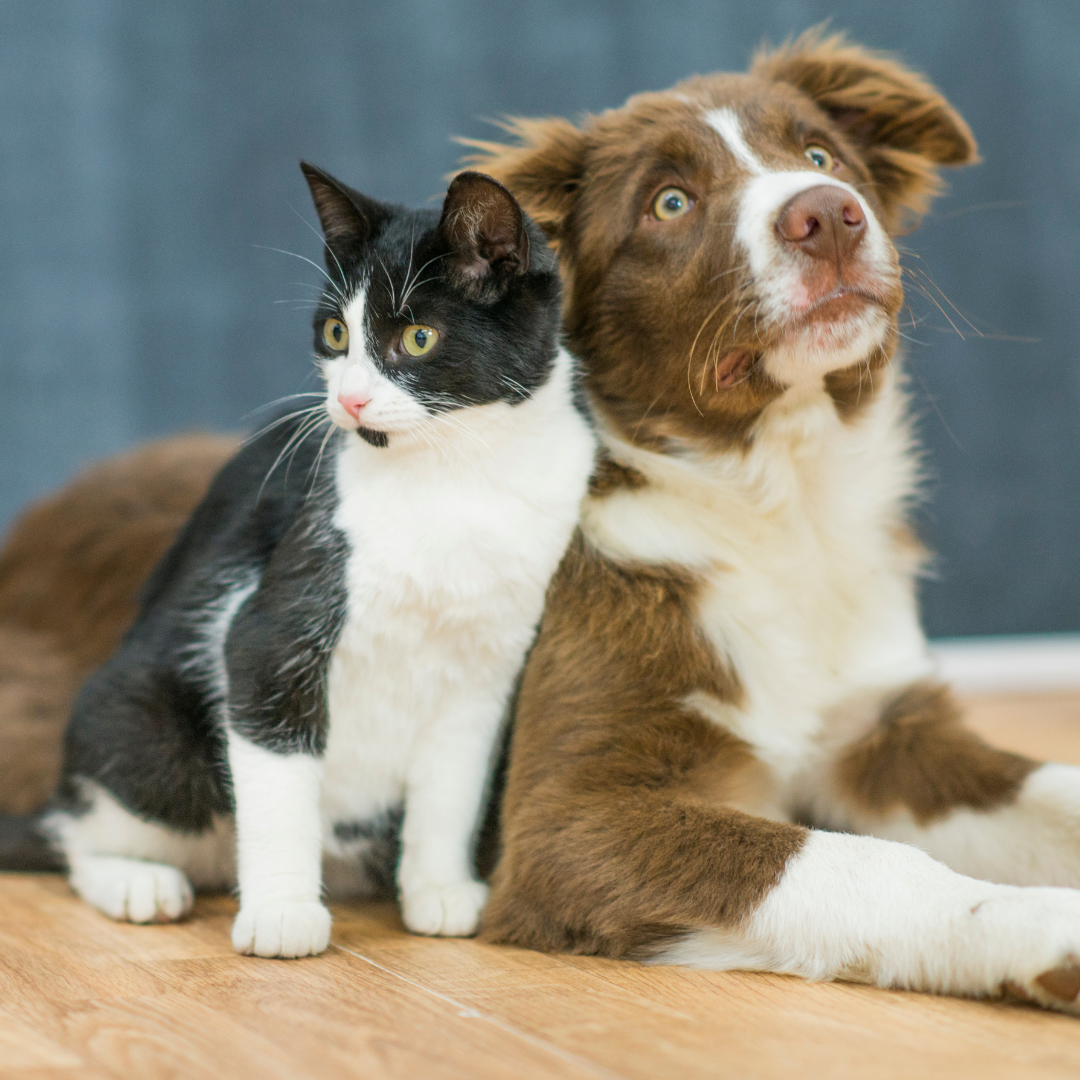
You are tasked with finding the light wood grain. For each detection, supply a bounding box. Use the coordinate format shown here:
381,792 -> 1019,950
1,691 -> 1079,1080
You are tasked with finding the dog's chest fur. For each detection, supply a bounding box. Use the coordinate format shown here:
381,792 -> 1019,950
582,372 -> 934,784
320,359 -> 594,848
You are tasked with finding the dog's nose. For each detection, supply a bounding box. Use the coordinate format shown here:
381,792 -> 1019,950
337,391 -> 370,420
776,185 -> 866,264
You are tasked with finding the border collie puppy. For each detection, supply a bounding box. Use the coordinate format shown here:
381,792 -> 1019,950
467,30 -> 1080,1013
3,166 -> 595,957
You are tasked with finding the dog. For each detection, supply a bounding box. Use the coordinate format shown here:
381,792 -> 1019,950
461,29 -> 1080,1013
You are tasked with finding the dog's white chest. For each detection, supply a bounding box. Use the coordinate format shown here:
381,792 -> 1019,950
583,380 -> 934,778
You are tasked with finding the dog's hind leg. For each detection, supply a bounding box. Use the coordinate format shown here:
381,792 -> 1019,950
795,680 -> 1080,889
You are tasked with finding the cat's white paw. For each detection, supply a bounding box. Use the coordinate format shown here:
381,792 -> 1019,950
231,900 -> 331,958
401,879 -> 489,937
70,855 -> 193,923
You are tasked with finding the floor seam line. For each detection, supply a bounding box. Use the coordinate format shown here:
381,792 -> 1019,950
329,939 -> 628,1080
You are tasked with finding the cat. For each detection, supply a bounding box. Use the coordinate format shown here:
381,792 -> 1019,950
5,163 -> 595,958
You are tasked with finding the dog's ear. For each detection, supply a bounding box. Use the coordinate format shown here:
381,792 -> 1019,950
752,28 -> 979,231
455,117 -> 588,244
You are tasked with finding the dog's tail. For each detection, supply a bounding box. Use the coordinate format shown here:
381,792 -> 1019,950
0,813 -> 64,872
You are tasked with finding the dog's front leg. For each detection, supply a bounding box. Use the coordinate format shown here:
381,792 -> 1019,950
656,827 -> 1080,1012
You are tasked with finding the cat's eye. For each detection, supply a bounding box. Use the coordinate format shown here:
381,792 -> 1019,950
652,187 -> 693,221
804,145 -> 835,172
402,325 -> 439,357
322,318 -> 349,352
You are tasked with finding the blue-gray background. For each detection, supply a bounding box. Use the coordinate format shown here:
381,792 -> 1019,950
0,1 -> 1077,637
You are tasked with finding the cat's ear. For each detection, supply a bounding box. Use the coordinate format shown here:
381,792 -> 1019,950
300,162 -> 381,255
437,172 -> 530,296
751,28 -> 978,231
456,117 -> 588,244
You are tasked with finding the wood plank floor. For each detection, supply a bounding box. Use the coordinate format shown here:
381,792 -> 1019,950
1,691 -> 1079,1080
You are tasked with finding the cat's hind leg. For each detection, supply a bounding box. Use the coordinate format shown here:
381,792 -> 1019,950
47,778 -> 235,925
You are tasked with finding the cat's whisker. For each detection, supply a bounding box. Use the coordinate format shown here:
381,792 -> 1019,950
254,245 -> 350,308
398,253 -> 449,312
377,255 -> 398,312
306,422 -> 339,496
248,393 -> 325,415
430,413 -> 492,455
245,405 -> 326,446
290,204 -> 350,304
257,412 -> 331,501
499,375 -> 533,400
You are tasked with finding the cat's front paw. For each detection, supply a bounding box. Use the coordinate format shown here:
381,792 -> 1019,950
231,900 -> 331,958
401,879 -> 489,937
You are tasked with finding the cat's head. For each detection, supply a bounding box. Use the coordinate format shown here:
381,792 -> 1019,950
301,163 -> 560,448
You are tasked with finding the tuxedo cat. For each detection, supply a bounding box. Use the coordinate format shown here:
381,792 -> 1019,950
21,165 -> 595,957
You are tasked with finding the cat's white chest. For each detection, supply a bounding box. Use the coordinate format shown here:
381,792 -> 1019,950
317,382 -> 595,849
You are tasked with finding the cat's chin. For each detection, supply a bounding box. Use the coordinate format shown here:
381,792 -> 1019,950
356,426 -> 389,449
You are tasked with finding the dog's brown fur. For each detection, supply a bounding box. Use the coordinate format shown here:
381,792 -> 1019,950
484,530 -> 805,956
0,434 -> 237,813
833,681 -> 1037,825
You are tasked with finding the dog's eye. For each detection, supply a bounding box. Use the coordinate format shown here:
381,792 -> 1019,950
322,318 -> 349,352
804,145 -> 835,172
402,325 -> 439,357
652,187 -> 693,221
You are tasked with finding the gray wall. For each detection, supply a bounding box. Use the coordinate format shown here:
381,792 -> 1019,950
0,1 -> 1077,637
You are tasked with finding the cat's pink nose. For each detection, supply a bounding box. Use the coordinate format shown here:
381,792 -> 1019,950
337,392 -> 370,420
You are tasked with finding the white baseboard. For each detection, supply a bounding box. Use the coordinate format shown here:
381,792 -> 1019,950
929,634 -> 1080,694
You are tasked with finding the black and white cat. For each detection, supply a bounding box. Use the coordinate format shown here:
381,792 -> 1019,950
31,165 -> 595,957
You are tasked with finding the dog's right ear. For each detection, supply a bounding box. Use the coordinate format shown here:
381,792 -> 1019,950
456,117 -> 588,244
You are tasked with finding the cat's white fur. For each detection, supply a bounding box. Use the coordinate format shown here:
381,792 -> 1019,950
55,293 -> 595,955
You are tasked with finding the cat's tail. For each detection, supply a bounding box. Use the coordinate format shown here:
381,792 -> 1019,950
0,813 -> 64,872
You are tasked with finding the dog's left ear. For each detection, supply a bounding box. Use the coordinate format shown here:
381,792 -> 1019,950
438,171 -> 530,299
753,28 -> 979,231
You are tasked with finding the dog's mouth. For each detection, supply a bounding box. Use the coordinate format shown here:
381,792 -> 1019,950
784,287 -> 890,334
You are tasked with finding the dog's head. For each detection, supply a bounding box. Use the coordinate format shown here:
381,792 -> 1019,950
464,29 -> 978,448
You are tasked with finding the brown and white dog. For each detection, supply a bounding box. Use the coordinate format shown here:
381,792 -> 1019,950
464,31 -> 1080,1012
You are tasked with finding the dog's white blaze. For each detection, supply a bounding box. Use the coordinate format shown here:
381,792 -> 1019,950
652,829 -> 1080,1009
704,107 -> 765,175
703,105 -> 899,388
323,284 -> 429,435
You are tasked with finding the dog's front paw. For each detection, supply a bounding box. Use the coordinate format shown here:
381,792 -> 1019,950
401,880 -> 489,937
231,900 -> 331,958
1005,957 -> 1080,1014
974,888 -> 1080,1015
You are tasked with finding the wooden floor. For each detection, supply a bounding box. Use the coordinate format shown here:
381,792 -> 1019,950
2,691 -> 1079,1080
